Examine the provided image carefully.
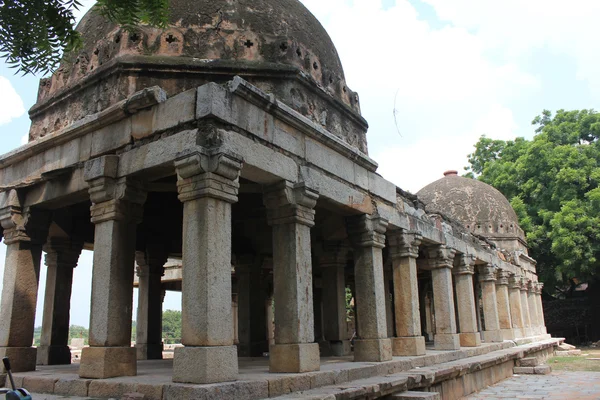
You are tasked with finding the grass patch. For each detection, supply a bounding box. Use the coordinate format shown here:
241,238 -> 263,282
549,348 -> 600,372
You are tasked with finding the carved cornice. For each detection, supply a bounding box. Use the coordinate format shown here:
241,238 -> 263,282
388,230 -> 422,259
175,151 -> 242,204
478,264 -> 497,282
453,254 -> 476,276
263,181 -> 319,227
346,214 -> 388,249
427,245 -> 456,269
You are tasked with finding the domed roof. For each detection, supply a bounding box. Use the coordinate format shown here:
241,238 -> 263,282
417,171 -> 524,241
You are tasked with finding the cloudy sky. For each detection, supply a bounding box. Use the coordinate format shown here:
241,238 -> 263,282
0,0 -> 598,328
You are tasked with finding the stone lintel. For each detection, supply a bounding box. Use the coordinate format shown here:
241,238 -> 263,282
346,214 -> 388,249
427,245 -> 456,269
388,230 -> 422,259
263,181 -> 319,227
175,151 -> 242,204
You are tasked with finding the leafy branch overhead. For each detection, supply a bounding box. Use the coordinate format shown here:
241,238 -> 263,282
0,0 -> 169,76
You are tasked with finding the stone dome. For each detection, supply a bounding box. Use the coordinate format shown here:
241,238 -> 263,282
417,171 -> 525,243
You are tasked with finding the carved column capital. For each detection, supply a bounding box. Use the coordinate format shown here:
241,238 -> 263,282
135,250 -> 167,277
0,191 -> 50,245
478,264 -> 497,282
346,214 -> 388,249
519,277 -> 530,292
536,282 -> 544,294
527,280 -> 537,293
175,151 -> 242,204
388,230 -> 422,259
88,178 -> 146,224
453,254 -> 476,275
318,241 -> 350,268
508,273 -> 522,289
427,245 -> 456,269
495,269 -> 510,286
263,181 -> 319,227
44,238 -> 83,269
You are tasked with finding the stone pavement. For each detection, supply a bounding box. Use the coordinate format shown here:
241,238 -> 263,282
464,371 -> 600,399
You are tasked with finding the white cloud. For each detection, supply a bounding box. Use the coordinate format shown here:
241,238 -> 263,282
0,76 -> 25,126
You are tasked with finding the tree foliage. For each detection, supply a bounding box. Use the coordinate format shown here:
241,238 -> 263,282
0,0 -> 168,75
465,109 -> 600,293
162,309 -> 181,344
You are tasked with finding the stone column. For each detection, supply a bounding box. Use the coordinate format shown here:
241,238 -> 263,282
495,270 -> 515,340
452,254 -> 481,347
264,181 -> 320,373
388,231 -> 426,356
319,243 -> 351,356
478,264 -> 503,343
508,274 -> 525,338
536,283 -> 547,334
172,151 -> 242,383
37,238 -> 83,365
527,281 -> 540,336
428,245 -> 460,350
135,247 -> 167,360
0,192 -> 49,372
346,214 -> 392,362
520,277 -> 532,337
80,157 -> 146,379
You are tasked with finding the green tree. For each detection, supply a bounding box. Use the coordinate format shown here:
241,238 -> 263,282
0,0 -> 168,75
69,324 -> 89,345
465,109 -> 600,295
162,309 -> 181,344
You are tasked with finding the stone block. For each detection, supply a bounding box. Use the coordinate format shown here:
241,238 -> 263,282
0,347 -> 37,372
459,332 -> 482,347
393,336 -> 426,356
54,378 -> 91,397
269,343 -> 320,373
391,390 -> 441,399
434,334 -> 461,351
173,345 -> 238,384
88,381 -> 137,398
79,346 -> 137,379
268,375 -> 311,397
330,340 -> 352,356
518,357 -> 538,367
501,328 -> 515,341
354,338 -> 392,362
22,376 -> 56,394
36,345 -> 72,365
122,393 -> 145,400
83,155 -> 119,181
513,366 -> 535,374
483,330 -> 504,343
136,383 -> 164,400
534,365 -> 552,375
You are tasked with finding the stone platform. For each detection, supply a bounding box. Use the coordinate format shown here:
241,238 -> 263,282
1,337 -> 560,400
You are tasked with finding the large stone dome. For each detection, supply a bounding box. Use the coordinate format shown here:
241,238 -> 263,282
30,0 -> 368,152
417,171 -> 526,247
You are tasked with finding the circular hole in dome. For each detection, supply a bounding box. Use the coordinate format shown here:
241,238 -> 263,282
313,61 -> 319,70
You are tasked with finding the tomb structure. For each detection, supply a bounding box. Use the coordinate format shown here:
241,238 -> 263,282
0,1 -> 555,398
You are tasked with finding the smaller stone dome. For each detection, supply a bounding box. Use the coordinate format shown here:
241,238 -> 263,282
417,171 -> 525,245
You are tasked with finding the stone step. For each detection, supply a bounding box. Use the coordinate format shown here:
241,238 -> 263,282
514,364 -> 552,375
391,391 -> 441,399
518,357 -> 538,367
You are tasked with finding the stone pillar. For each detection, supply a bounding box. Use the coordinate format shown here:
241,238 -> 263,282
452,254 -> 481,347
428,246 -> 460,350
346,214 -> 392,362
495,270 -> 515,340
319,243 -> 351,356
80,157 -> 146,379
478,264 -> 503,343
135,247 -> 167,360
384,267 -> 395,340
527,281 -> 540,336
0,192 -> 49,372
536,283 -> 547,334
264,181 -> 320,373
388,231 -> 426,356
520,277 -> 532,337
37,238 -> 83,365
508,274 -> 525,338
236,256 -> 269,357
172,151 -> 242,384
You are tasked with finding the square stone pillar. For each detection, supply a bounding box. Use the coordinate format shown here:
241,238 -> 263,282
520,277 -> 532,337
388,231 -> 426,356
135,246 -> 167,360
80,157 -> 146,379
478,264 -> 503,343
536,283 -> 547,334
527,281 -> 540,336
319,243 -> 351,356
172,151 -> 242,384
264,181 -> 320,373
37,238 -> 83,365
427,246 -> 460,350
508,274 -> 525,338
0,192 -> 49,372
236,256 -> 269,357
495,270 -> 515,341
346,215 -> 392,362
452,255 -> 481,347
